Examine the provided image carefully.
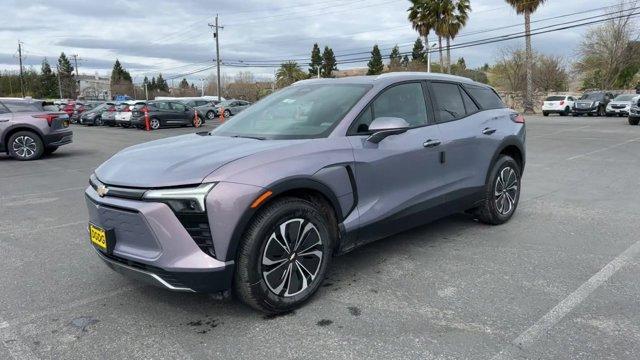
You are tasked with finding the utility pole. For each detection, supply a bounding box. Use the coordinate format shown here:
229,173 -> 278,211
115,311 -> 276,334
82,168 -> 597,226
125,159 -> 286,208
144,83 -> 148,100
71,54 -> 80,98
317,66 -> 320,79
209,15 -> 223,101
200,78 -> 205,96
17,41 -> 25,98
56,65 -> 63,99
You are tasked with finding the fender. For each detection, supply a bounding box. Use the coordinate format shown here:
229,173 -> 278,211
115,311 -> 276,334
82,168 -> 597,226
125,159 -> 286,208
1,123 -> 45,150
485,135 -> 526,185
223,175 -> 347,262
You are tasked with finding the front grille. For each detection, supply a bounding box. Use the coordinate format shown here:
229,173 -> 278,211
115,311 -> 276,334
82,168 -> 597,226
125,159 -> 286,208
176,213 -> 216,258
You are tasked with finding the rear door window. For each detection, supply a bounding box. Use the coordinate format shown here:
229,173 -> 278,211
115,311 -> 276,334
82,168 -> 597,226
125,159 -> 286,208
465,85 -> 506,110
431,82 -> 466,122
171,102 -> 186,112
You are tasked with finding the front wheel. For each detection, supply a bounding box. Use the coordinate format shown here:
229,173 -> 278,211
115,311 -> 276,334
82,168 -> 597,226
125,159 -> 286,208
192,116 -> 202,128
150,118 -> 161,130
94,117 -> 103,126
629,117 -> 640,125
475,155 -> 521,225
543,111 -> 549,117
206,111 -> 215,120
234,197 -> 334,314
224,109 -> 231,118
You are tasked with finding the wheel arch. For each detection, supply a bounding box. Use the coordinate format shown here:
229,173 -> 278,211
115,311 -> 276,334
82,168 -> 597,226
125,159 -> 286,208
2,125 -> 45,153
486,137 -> 525,185
224,177 -> 344,262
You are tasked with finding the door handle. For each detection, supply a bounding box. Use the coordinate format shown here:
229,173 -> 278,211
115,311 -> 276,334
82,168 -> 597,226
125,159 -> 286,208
423,139 -> 441,148
482,127 -> 497,135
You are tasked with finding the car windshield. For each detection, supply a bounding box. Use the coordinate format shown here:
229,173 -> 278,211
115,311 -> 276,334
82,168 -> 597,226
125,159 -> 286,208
2,101 -> 44,112
212,83 -> 371,140
613,94 -> 636,101
580,93 -> 602,100
545,96 -> 565,101
218,100 -> 234,107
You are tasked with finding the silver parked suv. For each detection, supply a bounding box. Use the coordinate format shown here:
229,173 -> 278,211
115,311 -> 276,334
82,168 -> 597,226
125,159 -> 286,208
0,98 -> 73,160
86,73 -> 526,313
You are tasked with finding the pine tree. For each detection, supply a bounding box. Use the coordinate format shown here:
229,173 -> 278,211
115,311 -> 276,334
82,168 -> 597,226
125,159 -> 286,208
38,58 -> 58,99
179,78 -> 189,89
156,73 -> 168,92
309,43 -> 323,77
411,38 -> 425,62
389,45 -> 402,70
321,46 -> 337,78
367,45 -> 384,75
110,59 -> 133,96
57,52 -> 75,98
150,77 -> 157,91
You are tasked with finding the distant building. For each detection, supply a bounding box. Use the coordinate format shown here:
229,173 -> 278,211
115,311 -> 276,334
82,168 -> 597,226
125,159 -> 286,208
78,73 -> 110,100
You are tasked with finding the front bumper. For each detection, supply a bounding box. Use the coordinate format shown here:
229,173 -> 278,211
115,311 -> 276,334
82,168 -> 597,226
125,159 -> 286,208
85,185 -> 235,293
606,109 -> 629,116
44,130 -> 73,147
572,107 -> 598,114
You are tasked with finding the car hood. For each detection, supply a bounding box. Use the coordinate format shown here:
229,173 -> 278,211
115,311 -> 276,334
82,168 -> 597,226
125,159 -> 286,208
95,134 -> 296,188
608,101 -> 632,106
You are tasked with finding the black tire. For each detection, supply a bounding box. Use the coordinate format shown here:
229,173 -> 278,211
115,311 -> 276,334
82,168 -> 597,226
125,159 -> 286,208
598,106 -> 606,117
234,197 -> 335,314
121,123 -> 130,128
629,117 -> 640,125
572,113 -> 579,117
44,146 -> 58,155
563,107 -> 571,116
192,116 -> 202,128
94,116 -> 103,126
150,118 -> 161,130
224,109 -> 231,118
543,111 -> 549,117
475,155 -> 521,225
206,111 -> 215,120
7,131 -> 44,161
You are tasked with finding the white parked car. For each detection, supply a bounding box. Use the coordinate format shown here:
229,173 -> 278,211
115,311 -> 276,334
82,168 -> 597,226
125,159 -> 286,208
606,94 -> 639,117
115,100 -> 146,128
542,95 -> 575,116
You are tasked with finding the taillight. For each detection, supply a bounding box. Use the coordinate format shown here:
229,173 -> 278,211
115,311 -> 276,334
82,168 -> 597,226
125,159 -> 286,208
33,114 -> 57,126
510,113 -> 525,124
559,100 -> 565,106
124,106 -> 131,112
108,106 -> 115,112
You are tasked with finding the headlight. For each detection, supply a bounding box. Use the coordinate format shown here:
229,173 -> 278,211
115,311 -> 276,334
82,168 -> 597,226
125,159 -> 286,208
143,183 -> 216,213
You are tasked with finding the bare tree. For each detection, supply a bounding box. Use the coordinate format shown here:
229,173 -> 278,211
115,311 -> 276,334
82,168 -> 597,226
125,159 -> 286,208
574,0 -> 639,89
534,55 -> 569,92
492,48 -> 527,93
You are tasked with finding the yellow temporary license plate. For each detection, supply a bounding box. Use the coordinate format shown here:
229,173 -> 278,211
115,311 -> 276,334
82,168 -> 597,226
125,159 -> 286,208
89,223 -> 107,251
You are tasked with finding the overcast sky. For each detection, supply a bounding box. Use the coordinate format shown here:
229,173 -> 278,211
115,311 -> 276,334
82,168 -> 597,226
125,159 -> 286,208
0,0 -> 622,83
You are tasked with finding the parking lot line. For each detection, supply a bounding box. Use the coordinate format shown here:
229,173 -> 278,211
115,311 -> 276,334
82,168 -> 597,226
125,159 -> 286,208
567,136 -> 640,161
491,238 -> 640,359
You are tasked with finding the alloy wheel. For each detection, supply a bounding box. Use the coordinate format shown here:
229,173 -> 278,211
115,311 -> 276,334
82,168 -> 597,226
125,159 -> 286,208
494,167 -> 518,216
150,119 -> 160,130
206,111 -> 215,120
12,135 -> 37,159
261,218 -> 324,297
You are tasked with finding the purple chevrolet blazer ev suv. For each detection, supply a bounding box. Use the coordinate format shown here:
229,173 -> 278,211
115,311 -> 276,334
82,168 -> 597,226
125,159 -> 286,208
85,72 -> 525,314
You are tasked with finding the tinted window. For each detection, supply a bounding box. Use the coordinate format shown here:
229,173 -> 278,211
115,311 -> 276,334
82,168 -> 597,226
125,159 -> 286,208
461,88 -> 479,114
2,101 -> 44,112
154,102 -> 170,110
432,82 -> 466,122
546,96 -> 565,101
580,93 -> 603,100
466,85 -> 505,109
0,103 -> 9,114
374,83 -> 428,126
171,102 -> 186,111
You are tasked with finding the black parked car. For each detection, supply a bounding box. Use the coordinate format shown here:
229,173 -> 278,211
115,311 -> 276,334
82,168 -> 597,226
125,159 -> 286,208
130,100 -> 201,130
79,102 -> 113,126
572,91 -> 615,117
629,97 -> 640,125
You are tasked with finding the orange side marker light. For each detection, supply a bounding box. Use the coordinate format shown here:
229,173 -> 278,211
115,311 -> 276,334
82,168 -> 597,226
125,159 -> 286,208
250,191 -> 273,209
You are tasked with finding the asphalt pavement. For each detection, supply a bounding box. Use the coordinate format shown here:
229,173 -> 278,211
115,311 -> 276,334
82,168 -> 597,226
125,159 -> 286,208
0,116 -> 639,359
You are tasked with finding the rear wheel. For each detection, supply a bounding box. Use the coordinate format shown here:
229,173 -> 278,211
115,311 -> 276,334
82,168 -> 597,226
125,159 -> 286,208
475,155 -> 521,225
224,109 -> 231,118
543,111 -> 549,117
150,118 -> 161,130
234,197 -> 334,314
629,117 -> 640,125
206,111 -> 215,120
94,116 -> 103,126
8,131 -> 44,161
192,116 -> 202,128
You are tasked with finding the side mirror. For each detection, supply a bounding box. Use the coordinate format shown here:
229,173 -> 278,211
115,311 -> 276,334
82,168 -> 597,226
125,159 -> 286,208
366,117 -> 410,144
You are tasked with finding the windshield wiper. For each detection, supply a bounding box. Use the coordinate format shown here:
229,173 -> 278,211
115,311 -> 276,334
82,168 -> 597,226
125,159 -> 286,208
231,135 -> 266,140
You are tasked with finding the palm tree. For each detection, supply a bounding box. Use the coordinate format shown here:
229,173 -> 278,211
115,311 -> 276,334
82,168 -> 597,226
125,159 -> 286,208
408,0 -> 436,72
276,61 -> 307,88
505,0 -> 547,113
440,0 -> 470,73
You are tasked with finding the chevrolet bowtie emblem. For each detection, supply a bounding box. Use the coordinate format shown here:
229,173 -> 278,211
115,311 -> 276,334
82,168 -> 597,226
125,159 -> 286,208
96,185 -> 109,197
